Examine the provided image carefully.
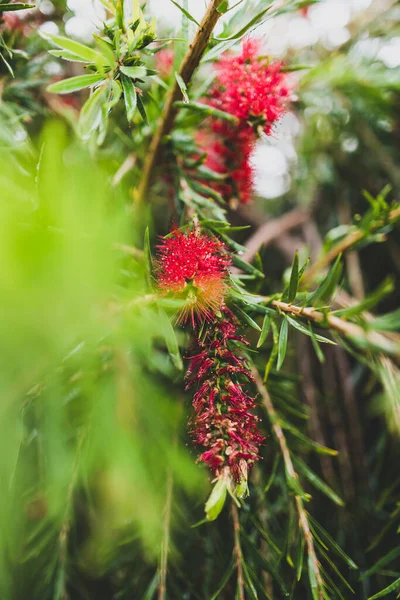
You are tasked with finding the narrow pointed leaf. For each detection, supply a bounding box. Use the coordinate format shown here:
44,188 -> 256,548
175,71 -> 189,103
121,74 -> 137,121
293,456 -> 344,506
368,577 -> 400,599
42,33 -> 105,64
169,0 -> 201,26
285,251 -> 299,303
0,3 -> 34,10
257,314 -> 271,348
136,93 -> 148,124
47,74 -> 105,94
277,317 -> 289,371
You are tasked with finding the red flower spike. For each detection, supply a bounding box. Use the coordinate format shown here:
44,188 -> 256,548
186,309 -> 265,491
197,38 -> 290,205
210,38 -> 289,134
156,229 -> 231,326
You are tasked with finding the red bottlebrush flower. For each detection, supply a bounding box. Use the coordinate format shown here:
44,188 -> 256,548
156,228 -> 231,326
186,309 -> 264,493
196,38 -> 290,205
210,38 -> 289,135
154,48 -> 174,78
197,127 -> 254,206
2,13 -> 22,31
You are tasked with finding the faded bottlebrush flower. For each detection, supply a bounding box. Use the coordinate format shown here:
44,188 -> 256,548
156,228 -> 230,325
186,309 -> 264,494
198,39 -> 290,205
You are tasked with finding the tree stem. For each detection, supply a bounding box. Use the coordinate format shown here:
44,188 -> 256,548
136,0 -> 223,205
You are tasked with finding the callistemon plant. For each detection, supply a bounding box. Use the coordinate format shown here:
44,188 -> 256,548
156,227 -> 264,515
200,39 -> 290,205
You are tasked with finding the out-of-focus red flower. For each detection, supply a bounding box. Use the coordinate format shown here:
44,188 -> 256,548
2,12 -> 24,32
156,228 -> 230,326
210,38 -> 289,135
155,48 -> 174,78
197,38 -> 290,205
186,309 -> 264,489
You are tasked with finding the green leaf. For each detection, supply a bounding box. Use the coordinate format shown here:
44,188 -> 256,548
0,3 -> 34,11
283,423 -> 338,456
309,516 -> 358,569
233,255 -> 264,279
264,320 -> 279,382
42,33 -> 106,64
205,479 -> 227,521
361,547 -> 400,580
308,553 -> 320,600
94,35 -> 116,67
169,0 -> 201,26
175,100 -> 238,122
308,254 -> 343,306
121,74 -> 137,121
136,93 -> 148,124
333,278 -> 394,318
296,534 -> 305,581
47,74 -> 105,95
371,308 -> 400,331
257,314 -> 271,348
308,322 -> 325,363
209,560 -> 235,600
236,307 -> 261,332
285,316 -> 335,345
175,72 -> 189,103
107,79 -> 122,109
368,577 -> 400,599
213,6 -> 271,41
158,309 -> 183,371
120,65 -> 147,79
241,533 -> 289,596
49,49 -> 87,63
217,0 -> 229,13
79,87 -> 107,141
318,547 -> 355,594
284,251 -> 299,303
293,456 -> 344,506
277,318 -> 288,371
281,64 -> 312,72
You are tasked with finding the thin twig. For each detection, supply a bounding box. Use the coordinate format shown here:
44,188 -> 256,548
270,299 -> 400,359
136,0 -> 223,205
302,206 -> 400,285
232,502 -> 245,600
251,366 -> 325,599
